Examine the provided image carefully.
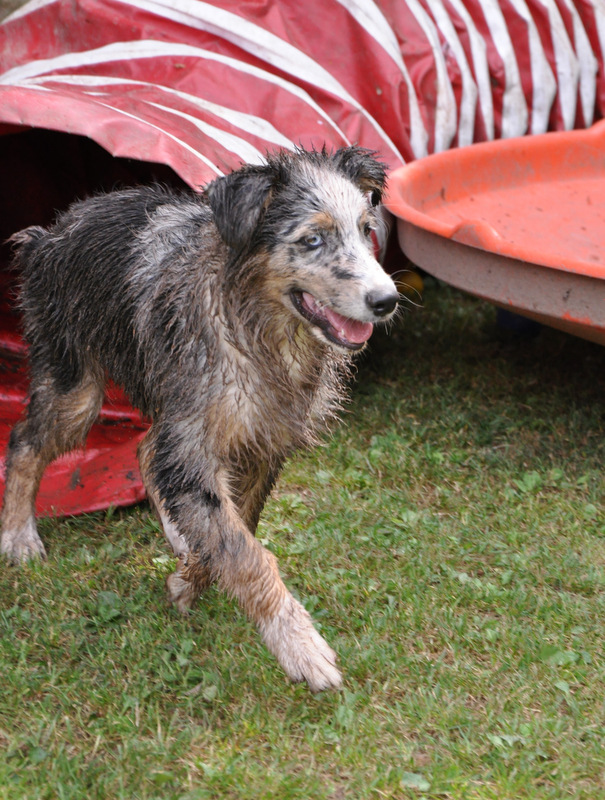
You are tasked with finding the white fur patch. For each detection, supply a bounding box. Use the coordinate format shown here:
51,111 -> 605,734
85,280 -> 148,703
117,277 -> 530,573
136,201 -> 202,272
158,509 -> 190,558
0,516 -> 46,562
259,593 -> 342,692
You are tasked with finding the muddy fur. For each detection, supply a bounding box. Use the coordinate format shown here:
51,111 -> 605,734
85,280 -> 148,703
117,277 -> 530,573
1,146 -> 398,692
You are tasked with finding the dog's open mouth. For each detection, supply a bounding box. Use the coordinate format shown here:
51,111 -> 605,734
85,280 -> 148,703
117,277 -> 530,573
291,291 -> 373,350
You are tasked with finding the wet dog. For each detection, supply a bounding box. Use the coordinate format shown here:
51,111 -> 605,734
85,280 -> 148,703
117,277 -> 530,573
1,146 -> 398,691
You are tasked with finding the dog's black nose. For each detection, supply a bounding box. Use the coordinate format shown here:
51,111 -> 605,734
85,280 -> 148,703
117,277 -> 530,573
366,289 -> 398,317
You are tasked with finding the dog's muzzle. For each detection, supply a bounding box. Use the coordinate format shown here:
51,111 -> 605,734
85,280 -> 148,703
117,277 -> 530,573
290,289 -> 397,350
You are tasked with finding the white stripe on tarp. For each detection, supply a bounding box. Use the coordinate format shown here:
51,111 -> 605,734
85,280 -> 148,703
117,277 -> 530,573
89,98 -> 224,177
405,0 -> 457,153
447,0 -> 494,140
534,0 -> 578,130
147,101 -> 266,164
0,39 -> 350,144
590,0 -> 605,83
424,0 -> 477,147
109,0 -> 405,162
558,0 -> 598,126
82,100 -> 225,177
0,40 -> 163,83
334,0 -> 428,158
476,0 -> 528,138
23,73 -> 296,150
4,81 -> 223,176
506,0 -> 557,134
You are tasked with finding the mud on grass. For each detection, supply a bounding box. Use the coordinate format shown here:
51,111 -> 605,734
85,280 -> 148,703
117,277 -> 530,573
1,282 -> 604,799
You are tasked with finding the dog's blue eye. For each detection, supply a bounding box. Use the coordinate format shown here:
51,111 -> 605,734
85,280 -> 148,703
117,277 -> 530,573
302,234 -> 324,249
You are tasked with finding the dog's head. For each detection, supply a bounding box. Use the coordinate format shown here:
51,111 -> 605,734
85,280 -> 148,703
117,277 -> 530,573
207,146 -> 399,352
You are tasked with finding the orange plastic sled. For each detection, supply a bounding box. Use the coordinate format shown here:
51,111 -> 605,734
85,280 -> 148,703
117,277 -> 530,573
386,120 -> 605,345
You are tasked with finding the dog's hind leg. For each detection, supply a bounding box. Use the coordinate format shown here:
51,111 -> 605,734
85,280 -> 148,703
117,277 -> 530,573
1,372 -> 103,563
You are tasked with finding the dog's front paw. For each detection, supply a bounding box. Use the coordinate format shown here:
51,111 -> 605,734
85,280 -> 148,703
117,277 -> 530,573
0,518 -> 47,564
166,570 -> 198,614
166,556 -> 214,613
260,595 -> 343,693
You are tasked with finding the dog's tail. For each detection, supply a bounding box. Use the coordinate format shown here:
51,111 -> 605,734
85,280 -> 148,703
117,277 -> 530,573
9,226 -> 46,248
8,226 -> 46,270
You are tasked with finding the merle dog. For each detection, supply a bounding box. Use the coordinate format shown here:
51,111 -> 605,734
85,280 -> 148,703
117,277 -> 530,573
1,146 -> 398,691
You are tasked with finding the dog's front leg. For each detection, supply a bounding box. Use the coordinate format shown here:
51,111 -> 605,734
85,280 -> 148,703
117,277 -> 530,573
231,457 -> 282,535
180,497 -> 341,692
148,455 -> 341,692
138,432 -> 214,606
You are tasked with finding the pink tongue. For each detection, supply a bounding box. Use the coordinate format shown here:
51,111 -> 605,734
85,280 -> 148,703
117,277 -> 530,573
322,306 -> 374,344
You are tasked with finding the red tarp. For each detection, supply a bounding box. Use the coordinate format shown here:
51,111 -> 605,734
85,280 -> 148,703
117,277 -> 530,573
0,0 -> 603,515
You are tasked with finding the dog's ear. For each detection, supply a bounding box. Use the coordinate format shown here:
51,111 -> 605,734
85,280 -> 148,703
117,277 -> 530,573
331,146 -> 387,207
206,168 -> 274,252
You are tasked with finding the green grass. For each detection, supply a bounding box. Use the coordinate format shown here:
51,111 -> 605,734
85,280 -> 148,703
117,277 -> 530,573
1,281 -> 604,799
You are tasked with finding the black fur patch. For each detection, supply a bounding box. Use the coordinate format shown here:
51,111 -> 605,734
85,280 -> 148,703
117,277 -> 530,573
206,168 -> 274,254
331,266 -> 355,280
330,146 -> 387,205
152,429 -> 221,522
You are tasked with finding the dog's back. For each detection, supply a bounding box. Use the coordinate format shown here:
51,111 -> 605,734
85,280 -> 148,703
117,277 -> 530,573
14,186 -> 219,417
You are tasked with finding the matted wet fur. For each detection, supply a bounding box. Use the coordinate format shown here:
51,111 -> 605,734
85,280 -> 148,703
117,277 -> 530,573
1,146 -> 398,692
